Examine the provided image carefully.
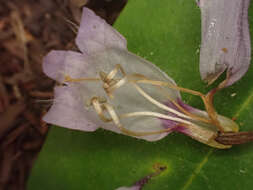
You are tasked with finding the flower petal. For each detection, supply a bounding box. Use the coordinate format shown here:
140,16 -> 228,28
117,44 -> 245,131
42,50 -> 66,82
43,85 -> 101,132
43,50 -> 90,83
199,0 -> 251,86
75,7 -> 127,54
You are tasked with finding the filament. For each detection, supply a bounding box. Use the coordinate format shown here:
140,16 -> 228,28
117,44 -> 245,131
102,101 -> 176,136
64,75 -> 100,82
120,111 -> 192,126
131,83 -> 191,120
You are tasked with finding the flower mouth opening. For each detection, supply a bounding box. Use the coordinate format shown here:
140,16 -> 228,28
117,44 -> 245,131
63,64 -> 226,137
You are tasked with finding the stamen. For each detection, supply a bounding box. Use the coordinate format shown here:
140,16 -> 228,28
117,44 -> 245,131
131,83 -> 191,120
105,77 -> 128,98
105,71 -> 208,125
133,79 -> 211,124
64,75 -> 100,82
106,64 -> 126,81
103,72 -> 204,129
91,97 -> 112,122
169,99 -> 211,123
128,75 -> 211,124
102,102 -> 176,136
99,64 -> 127,99
120,111 -> 193,126
90,96 -> 177,137
135,79 -> 223,130
135,79 -> 204,98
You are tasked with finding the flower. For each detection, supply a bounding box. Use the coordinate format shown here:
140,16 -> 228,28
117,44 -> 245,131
43,7 -> 239,149
198,0 -> 251,86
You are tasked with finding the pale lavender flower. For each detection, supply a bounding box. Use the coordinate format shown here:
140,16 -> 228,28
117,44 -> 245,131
198,0 -> 251,86
43,7 -> 239,149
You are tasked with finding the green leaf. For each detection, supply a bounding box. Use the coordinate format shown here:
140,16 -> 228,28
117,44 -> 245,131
28,0 -> 253,189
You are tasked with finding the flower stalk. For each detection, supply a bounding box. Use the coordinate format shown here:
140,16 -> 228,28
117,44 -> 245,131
216,131 -> 253,145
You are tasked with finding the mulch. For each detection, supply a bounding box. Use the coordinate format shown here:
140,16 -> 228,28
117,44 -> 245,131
0,0 -> 127,189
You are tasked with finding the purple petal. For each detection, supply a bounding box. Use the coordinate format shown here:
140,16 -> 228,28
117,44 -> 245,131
43,50 -> 90,83
199,0 -> 251,86
75,7 -> 127,54
43,86 -> 101,132
42,50 -> 66,82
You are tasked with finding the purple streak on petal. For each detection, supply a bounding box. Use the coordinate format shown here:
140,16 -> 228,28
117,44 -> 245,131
160,118 -> 178,130
43,50 -> 91,83
43,86 -> 101,132
75,7 -> 127,55
176,98 -> 199,113
176,98 -> 212,120
199,0 -> 251,86
173,125 -> 190,134
159,100 -> 189,135
159,104 -> 180,132
165,99 -> 197,114
161,118 -> 189,134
